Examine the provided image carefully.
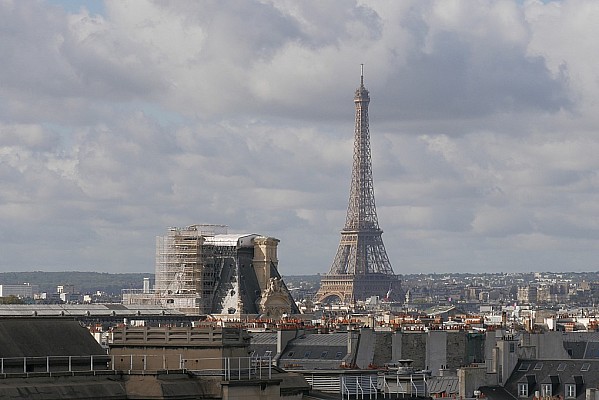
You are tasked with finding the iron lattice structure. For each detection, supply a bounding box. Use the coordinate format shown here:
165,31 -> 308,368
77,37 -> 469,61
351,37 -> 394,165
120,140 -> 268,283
316,69 -> 400,304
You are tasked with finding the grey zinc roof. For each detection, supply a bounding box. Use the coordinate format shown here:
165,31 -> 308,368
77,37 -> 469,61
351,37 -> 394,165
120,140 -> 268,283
249,332 -> 278,358
504,359 -> 599,400
280,345 -> 346,359
427,376 -> 459,395
423,305 -> 456,316
0,318 -> 105,357
583,342 -> 599,358
252,345 -> 276,358
277,333 -> 349,370
250,332 -> 278,344
0,304 -> 184,317
290,333 -> 348,346
561,332 -> 599,342
562,332 -> 599,359
479,386 -> 515,400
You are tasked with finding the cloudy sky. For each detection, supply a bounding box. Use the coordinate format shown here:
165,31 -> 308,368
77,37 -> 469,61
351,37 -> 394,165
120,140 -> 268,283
1,0 -> 598,276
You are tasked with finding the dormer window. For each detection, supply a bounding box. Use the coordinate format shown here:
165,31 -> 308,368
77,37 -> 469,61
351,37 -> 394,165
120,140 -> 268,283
533,363 -> 543,371
581,363 -> 590,372
557,363 -> 567,371
518,383 -> 528,397
565,384 -> 576,398
519,363 -> 530,371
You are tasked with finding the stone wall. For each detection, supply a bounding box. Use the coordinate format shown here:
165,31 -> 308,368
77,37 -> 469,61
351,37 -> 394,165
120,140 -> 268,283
399,332 -> 427,371
389,331 -> 486,375
372,331 -> 393,367
458,365 -> 497,398
426,331 -> 447,373
446,331 -> 467,369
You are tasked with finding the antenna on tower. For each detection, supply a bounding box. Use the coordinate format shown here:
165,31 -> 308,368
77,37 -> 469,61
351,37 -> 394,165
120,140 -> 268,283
360,64 -> 364,86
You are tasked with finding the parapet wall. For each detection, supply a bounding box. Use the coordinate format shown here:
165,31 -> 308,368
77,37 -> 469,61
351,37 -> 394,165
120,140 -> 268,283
111,325 -> 250,347
0,372 -> 291,399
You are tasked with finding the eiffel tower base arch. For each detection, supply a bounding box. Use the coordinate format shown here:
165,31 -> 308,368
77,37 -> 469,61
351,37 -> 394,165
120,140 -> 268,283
315,273 -> 401,304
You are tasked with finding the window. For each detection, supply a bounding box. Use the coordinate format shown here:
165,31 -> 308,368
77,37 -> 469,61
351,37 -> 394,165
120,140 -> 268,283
336,351 -> 343,359
533,363 -> 543,371
565,384 -> 576,398
287,351 -> 294,357
304,351 -> 311,358
510,343 -> 516,353
557,363 -> 567,372
264,350 -> 272,357
518,363 -> 530,371
541,384 -> 552,397
320,351 -> 328,358
581,363 -> 590,372
518,383 -> 528,397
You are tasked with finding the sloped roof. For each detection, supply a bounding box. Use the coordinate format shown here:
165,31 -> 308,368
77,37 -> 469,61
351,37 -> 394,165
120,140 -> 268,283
0,318 -> 105,357
505,359 -> 599,400
250,331 -> 278,344
560,332 -> 599,359
249,332 -> 278,358
479,386 -> 515,400
428,376 -> 459,394
423,305 -> 457,316
278,333 -> 349,370
287,333 -> 348,346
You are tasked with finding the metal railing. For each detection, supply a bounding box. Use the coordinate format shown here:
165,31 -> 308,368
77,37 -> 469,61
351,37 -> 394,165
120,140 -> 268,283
341,375 -> 378,399
0,355 -> 272,381
382,378 -> 402,398
0,355 -> 112,375
379,373 -> 429,398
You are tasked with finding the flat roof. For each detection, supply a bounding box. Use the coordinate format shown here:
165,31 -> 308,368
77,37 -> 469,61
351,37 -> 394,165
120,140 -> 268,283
204,233 -> 259,247
0,304 -> 185,317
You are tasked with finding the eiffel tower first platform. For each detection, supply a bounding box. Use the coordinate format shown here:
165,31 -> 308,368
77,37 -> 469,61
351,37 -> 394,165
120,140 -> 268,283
315,67 -> 401,304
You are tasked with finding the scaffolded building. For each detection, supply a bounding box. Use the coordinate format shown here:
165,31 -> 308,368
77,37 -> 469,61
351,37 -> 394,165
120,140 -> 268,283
123,224 -> 297,318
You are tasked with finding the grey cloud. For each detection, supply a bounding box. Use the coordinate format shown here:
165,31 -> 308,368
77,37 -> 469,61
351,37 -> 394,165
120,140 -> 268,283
1,0 -> 599,275
377,31 -> 571,121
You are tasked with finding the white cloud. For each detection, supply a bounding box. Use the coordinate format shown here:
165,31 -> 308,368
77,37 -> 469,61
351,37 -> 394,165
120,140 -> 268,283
0,0 -> 598,274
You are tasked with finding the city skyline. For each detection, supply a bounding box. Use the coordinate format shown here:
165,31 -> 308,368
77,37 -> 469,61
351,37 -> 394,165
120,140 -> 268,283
1,1 -> 599,275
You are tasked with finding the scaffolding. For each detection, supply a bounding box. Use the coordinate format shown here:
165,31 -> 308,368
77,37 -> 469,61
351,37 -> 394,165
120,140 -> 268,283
125,225 -> 284,317
154,225 -> 228,315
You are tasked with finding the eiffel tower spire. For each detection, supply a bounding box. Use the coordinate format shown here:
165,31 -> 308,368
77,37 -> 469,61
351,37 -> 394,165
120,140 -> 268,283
316,66 -> 400,304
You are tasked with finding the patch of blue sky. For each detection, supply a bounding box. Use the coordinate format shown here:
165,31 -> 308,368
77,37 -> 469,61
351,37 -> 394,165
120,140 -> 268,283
45,0 -> 106,16
42,123 -> 77,150
517,0 -> 561,4
126,102 -> 187,127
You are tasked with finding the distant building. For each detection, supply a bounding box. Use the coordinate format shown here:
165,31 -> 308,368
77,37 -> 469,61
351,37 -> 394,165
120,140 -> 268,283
57,284 -> 75,294
0,283 -> 38,298
517,286 -> 538,304
123,224 -> 298,318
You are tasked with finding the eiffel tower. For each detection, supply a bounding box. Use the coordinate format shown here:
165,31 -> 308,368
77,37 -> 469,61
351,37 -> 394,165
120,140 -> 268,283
315,66 -> 401,304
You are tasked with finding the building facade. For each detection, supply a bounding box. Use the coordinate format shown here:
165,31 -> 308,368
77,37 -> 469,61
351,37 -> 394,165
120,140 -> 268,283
0,283 -> 37,298
123,224 -> 297,318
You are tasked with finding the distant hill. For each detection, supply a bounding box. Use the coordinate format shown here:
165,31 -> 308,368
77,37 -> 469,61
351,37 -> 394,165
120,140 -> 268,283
0,271 -> 153,295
